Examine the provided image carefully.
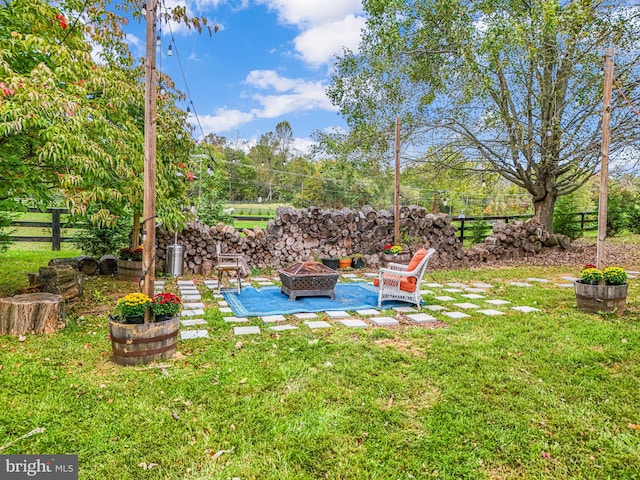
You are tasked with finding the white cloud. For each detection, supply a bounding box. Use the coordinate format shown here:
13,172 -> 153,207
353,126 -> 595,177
293,14 -> 365,67
245,70 -> 336,118
193,108 -> 255,133
293,137 -> 316,154
256,0 -> 363,27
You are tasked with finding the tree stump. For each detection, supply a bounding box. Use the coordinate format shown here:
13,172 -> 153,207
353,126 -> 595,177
0,293 -> 65,335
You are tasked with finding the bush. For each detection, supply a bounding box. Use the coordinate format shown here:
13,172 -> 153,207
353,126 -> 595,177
470,219 -> 490,244
606,189 -> 627,236
626,195 -> 640,234
553,195 -> 583,240
0,211 -> 15,255
198,200 -> 234,226
71,215 -> 131,257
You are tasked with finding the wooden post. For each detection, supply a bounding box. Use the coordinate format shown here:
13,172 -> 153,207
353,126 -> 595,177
51,209 -> 61,251
596,48 -> 614,270
394,117 -> 400,244
132,212 -> 141,249
142,0 -> 158,319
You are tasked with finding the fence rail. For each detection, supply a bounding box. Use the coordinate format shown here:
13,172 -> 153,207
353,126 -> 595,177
7,209 -> 598,251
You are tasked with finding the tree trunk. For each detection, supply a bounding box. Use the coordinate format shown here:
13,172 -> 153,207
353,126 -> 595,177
532,192 -> 557,233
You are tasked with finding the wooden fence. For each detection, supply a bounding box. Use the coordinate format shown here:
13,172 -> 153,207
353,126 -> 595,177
7,209 -> 598,251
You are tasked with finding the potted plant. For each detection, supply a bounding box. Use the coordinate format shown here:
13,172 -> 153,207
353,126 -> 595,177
380,244 -> 411,265
109,291 -> 181,366
150,292 -> 182,322
351,253 -> 365,269
117,246 -> 143,280
338,257 -> 352,269
575,264 -> 628,315
321,257 -> 339,270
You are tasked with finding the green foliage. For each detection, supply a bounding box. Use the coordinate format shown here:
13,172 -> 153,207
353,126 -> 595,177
0,210 -> 15,255
625,194 -> 640,234
198,199 -> 234,226
553,194 -> 583,240
580,267 -> 603,284
470,219 -> 490,244
604,266 -> 627,285
606,189 -> 628,236
70,211 -> 132,257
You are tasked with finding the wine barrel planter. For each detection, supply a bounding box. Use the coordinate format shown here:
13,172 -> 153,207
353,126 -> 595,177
109,316 -> 180,366
117,259 -> 143,281
574,281 -> 628,315
381,252 -> 411,267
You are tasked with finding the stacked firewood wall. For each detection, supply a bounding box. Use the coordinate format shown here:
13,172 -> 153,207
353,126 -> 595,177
155,205 -> 465,274
466,220 -> 550,263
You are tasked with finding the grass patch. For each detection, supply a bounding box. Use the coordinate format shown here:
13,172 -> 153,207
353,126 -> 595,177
0,250 -> 639,479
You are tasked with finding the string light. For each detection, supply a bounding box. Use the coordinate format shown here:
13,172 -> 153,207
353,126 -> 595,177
141,2 -> 146,15
167,43 -> 173,56
159,83 -> 166,95
156,34 -> 161,46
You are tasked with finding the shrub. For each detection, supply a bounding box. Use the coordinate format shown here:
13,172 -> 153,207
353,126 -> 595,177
115,293 -> 152,318
0,211 -> 15,255
606,189 -> 627,236
580,267 -> 603,284
553,195 -> 583,240
198,200 -> 234,226
604,266 -> 627,285
71,214 -> 131,257
470,219 -> 490,244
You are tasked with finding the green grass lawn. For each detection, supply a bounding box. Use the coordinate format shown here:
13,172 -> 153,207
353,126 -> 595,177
0,247 -> 639,479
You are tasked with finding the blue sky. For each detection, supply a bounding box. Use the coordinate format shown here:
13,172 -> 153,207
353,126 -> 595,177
124,0 -> 366,154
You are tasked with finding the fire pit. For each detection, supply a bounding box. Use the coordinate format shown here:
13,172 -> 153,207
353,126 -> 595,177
278,261 -> 339,301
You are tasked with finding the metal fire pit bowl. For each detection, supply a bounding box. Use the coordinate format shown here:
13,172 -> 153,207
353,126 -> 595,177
278,261 -> 339,301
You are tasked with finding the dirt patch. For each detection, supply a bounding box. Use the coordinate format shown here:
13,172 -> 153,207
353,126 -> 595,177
374,338 -> 427,357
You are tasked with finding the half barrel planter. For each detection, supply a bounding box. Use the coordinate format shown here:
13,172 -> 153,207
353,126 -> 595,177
109,316 -> 180,366
117,259 -> 143,281
381,251 -> 412,267
574,281 -> 628,315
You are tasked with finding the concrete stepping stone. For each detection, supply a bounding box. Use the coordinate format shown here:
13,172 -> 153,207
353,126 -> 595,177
485,299 -> 511,305
183,302 -> 205,310
423,282 -> 443,288
338,319 -> 369,328
461,293 -> 485,299
269,324 -> 298,332
181,309 -> 205,317
294,312 -> 318,320
257,281 -> 274,286
425,305 -> 447,311
177,280 -> 194,286
182,295 -> 202,302
442,311 -> 471,319
180,329 -> 209,340
218,300 -> 229,307
325,310 -> 351,319
472,282 -> 493,289
446,282 -> 468,288
181,319 -> 208,326
464,288 -> 487,293
527,278 -> 549,283
407,313 -> 437,323
434,295 -> 455,301
512,306 -> 541,313
355,309 -> 380,316
155,280 -> 165,285
394,306 -> 418,313
213,294 -> 223,299
443,288 -> 464,293
369,316 -> 399,326
558,283 -> 575,288
562,276 -> 580,282
261,315 -> 287,323
228,279 -> 238,284
420,290 -> 435,295
477,309 -> 505,316
453,302 -> 481,309
305,320 -> 332,329
234,326 -> 260,335
341,274 -> 359,279
219,307 -> 233,313
252,277 -> 269,281
509,282 -> 532,287
364,273 -> 378,278
224,316 -> 248,323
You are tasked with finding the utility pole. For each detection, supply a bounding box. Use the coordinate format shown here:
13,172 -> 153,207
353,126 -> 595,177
394,117 -> 401,244
142,0 -> 158,318
596,48 -> 614,270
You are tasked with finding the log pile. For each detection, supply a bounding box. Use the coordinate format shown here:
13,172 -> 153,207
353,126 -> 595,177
466,220 -> 550,263
29,266 -> 84,301
155,205 -> 466,273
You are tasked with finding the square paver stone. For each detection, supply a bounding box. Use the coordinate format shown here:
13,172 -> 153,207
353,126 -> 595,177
261,315 -> 287,323
512,306 -> 541,313
305,321 -> 332,329
509,282 -> 532,287
527,277 -> 549,283
558,283 -> 575,288
420,290 -> 435,295
425,305 -> 448,311
393,306 -> 418,313
325,310 -> 351,319
219,307 -> 233,313
223,316 -> 248,323
294,312 -> 318,320
181,319 -> 208,326
269,324 -> 298,332
338,319 -> 369,328
461,293 -> 485,299
443,288 -> 464,293
485,299 -> 511,305
355,309 -> 380,316
407,313 -> 437,323
442,311 -> 471,319
434,296 -> 455,301
453,302 -> 481,309
213,294 -> 223,299
423,282 -> 443,288
217,300 -> 229,307
251,277 -> 269,281
181,309 -> 205,317
472,282 -> 494,289
183,302 -> 205,310
364,273 -> 379,278
477,309 -> 505,316
341,273 -> 359,279
180,329 -> 209,340
446,282 -> 468,288
177,280 -> 194,286
369,316 -> 399,326
257,281 -> 274,286
182,295 -> 202,302
234,326 -> 260,335
464,288 -> 487,293
562,276 -> 580,282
